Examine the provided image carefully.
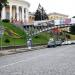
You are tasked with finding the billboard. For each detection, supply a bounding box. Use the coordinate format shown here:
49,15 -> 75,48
60,19 -> 65,25
64,19 -> 71,25
70,18 -> 75,24
54,20 -> 60,25
33,20 -> 54,26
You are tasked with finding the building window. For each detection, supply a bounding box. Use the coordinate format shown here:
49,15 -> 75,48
6,12 -> 10,19
24,8 -> 26,18
50,16 -> 53,19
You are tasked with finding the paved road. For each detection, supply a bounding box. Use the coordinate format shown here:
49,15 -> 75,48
0,45 -> 75,75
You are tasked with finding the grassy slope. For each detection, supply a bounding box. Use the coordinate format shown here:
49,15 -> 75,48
64,32 -> 75,40
69,34 -> 75,40
1,21 -> 75,47
0,22 -> 51,47
3,22 -> 26,37
0,22 -> 26,46
32,32 -> 51,45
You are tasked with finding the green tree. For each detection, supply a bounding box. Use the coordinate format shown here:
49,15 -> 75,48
34,4 -> 48,21
70,16 -> 75,34
34,9 -> 41,21
41,7 -> 48,20
0,0 -> 8,19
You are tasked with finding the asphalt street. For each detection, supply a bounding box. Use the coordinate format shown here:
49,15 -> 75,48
0,45 -> 75,75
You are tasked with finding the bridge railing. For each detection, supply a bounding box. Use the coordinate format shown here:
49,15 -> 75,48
23,18 -> 75,36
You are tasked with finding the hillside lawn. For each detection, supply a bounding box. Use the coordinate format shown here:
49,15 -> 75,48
0,21 -> 75,48
0,22 -> 51,47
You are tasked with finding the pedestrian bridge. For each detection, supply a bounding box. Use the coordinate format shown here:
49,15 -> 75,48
23,18 -> 75,36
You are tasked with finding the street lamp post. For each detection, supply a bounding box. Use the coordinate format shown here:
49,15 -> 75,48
0,26 -> 4,50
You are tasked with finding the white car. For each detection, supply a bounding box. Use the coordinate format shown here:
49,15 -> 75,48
62,40 -> 72,45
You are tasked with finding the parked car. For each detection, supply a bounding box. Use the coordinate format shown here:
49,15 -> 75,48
55,40 -> 62,46
62,40 -> 72,45
71,40 -> 75,44
47,38 -> 56,48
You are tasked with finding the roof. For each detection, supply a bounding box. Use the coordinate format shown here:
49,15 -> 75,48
48,12 -> 68,17
8,0 -> 30,7
18,0 -> 30,7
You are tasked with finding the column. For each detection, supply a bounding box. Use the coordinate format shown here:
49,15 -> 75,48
25,8 -> 29,24
22,7 -> 24,22
10,5 -> 12,22
1,7 -> 6,20
16,6 -> 19,21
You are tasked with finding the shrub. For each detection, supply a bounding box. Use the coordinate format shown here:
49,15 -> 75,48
70,25 -> 75,34
34,35 -> 39,38
2,19 -> 10,23
4,39 -> 10,43
66,34 -> 70,39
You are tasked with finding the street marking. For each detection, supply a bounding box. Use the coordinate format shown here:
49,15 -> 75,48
0,53 -> 49,69
0,45 -> 74,69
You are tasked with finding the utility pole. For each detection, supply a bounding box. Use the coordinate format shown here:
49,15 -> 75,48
0,26 -> 4,50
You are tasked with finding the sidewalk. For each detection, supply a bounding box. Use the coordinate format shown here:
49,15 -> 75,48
0,45 -> 46,56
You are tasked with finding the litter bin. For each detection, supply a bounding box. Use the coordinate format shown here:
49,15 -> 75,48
27,38 -> 32,49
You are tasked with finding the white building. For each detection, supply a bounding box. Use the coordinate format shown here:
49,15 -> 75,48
1,0 -> 30,23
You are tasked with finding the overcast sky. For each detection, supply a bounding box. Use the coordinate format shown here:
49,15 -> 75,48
25,0 -> 75,17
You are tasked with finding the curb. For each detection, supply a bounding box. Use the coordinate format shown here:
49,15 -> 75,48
0,45 -> 46,57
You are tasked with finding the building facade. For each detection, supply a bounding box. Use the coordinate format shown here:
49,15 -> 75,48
48,12 -> 68,20
48,12 -> 69,32
1,0 -> 30,23
29,12 -> 69,23
28,12 -> 35,24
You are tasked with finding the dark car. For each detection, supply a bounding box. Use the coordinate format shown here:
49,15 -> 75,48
47,38 -> 56,48
55,40 -> 62,46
